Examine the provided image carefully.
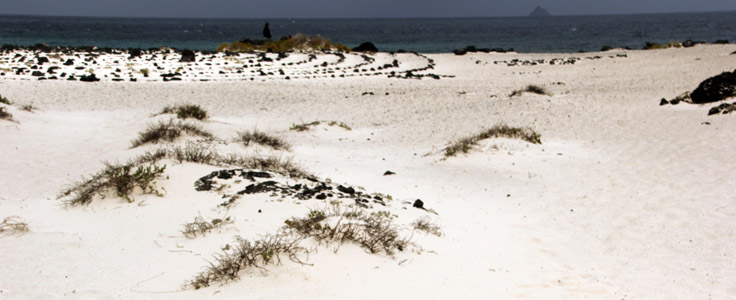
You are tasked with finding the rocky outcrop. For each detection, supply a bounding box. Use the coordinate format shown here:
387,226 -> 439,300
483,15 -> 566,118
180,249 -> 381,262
529,6 -> 551,17
179,49 -> 196,62
79,74 -> 100,82
453,45 -> 513,55
352,42 -> 378,53
708,102 -> 736,115
690,70 -> 736,104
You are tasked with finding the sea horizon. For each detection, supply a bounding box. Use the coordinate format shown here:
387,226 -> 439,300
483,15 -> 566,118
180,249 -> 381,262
1,11 -> 735,53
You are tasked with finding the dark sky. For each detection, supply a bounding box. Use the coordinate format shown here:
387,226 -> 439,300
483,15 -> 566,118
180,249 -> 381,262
3,0 -> 735,18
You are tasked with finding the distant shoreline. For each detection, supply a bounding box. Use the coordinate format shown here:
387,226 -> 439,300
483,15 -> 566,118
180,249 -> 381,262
1,12 -> 735,53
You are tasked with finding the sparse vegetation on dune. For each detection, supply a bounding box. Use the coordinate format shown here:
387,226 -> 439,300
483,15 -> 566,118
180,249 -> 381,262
509,85 -> 551,97
0,216 -> 29,235
216,34 -> 351,53
60,143 -> 311,206
187,203 -> 435,289
644,41 -> 682,50
20,104 -> 36,112
0,107 -> 12,121
237,130 -> 291,151
411,216 -> 442,237
444,124 -> 542,157
131,119 -> 214,148
160,104 -> 208,120
284,204 -> 410,255
186,233 -> 309,289
182,216 -> 233,239
0,94 -> 11,105
290,120 -> 352,132
58,161 -> 167,206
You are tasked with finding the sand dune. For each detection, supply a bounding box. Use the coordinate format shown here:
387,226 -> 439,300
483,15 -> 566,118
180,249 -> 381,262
1,44 -> 735,299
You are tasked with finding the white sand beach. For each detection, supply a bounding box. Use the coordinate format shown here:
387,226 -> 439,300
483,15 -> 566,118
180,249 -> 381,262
1,44 -> 735,299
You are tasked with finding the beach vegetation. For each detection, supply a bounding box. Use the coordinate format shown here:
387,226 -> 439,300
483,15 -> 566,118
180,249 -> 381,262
0,94 -> 11,105
182,216 -> 233,239
139,68 -> 149,77
187,202 -> 423,289
58,161 -> 167,206
644,41 -> 682,50
186,233 -> 309,289
284,204 -> 409,255
131,119 -> 214,148
160,104 -> 208,120
139,142 -> 311,178
411,217 -> 442,237
510,85 -> 551,97
237,130 -> 291,151
0,107 -> 12,121
0,216 -> 29,235
216,34 -> 351,53
20,104 -> 36,112
444,124 -> 542,157
290,120 -> 352,131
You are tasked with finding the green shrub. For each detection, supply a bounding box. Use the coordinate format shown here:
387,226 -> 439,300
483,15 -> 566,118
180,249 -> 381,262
0,95 -> 11,105
444,124 -> 542,157
105,163 -> 167,203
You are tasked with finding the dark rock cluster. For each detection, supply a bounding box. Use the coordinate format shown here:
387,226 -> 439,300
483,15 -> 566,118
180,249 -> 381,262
453,45 -> 513,56
194,169 -> 428,211
690,69 -> 736,104
708,102 -> 736,115
352,42 -> 378,53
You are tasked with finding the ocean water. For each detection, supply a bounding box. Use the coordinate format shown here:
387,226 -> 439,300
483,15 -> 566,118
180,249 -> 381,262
1,12 -> 735,53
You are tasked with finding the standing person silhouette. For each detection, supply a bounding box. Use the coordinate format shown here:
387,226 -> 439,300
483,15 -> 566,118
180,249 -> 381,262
263,23 -> 272,40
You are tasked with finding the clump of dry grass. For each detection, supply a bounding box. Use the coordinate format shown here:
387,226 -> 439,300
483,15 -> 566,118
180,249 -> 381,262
509,85 -> 551,97
284,204 -> 410,255
411,217 -> 442,237
182,216 -> 233,239
186,202 -> 430,289
160,104 -> 208,120
290,120 -> 352,132
186,233 -> 309,289
0,216 -> 29,235
0,107 -> 12,121
131,119 -> 213,148
237,130 -> 291,150
58,162 -> 167,206
20,104 -> 36,112
444,124 -> 542,157
0,94 -> 11,105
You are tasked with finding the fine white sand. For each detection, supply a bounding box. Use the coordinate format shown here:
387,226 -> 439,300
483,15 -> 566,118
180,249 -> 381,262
1,44 -> 735,299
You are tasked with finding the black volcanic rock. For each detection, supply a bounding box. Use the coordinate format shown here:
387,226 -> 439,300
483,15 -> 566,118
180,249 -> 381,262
179,49 -> 196,62
529,6 -> 551,17
690,70 -> 736,104
79,74 -> 100,82
352,42 -> 378,52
